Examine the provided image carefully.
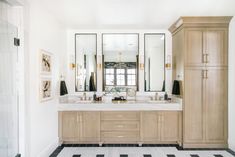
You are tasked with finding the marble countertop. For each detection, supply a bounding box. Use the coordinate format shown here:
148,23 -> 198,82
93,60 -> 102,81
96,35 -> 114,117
58,100 -> 182,111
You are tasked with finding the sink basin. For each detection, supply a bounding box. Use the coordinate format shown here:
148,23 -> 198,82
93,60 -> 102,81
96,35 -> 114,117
75,100 -> 93,104
148,100 -> 168,103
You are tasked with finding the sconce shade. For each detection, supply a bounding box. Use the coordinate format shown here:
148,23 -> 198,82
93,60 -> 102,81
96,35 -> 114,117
172,80 -> 180,95
60,80 -> 68,96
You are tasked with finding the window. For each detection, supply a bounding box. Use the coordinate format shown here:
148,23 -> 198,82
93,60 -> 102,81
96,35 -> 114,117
105,69 -> 114,85
116,69 -> 125,85
105,67 -> 136,86
127,69 -> 136,85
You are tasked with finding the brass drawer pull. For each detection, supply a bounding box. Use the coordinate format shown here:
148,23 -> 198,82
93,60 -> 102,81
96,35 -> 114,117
205,54 -> 209,63
205,70 -> 208,79
203,53 -> 209,63
202,70 -> 208,79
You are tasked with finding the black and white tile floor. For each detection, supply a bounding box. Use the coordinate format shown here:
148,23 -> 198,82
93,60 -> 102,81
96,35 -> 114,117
50,145 -> 235,157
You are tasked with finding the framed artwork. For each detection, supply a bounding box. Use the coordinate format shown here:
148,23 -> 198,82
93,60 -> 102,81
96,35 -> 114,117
40,50 -> 52,75
39,77 -> 53,102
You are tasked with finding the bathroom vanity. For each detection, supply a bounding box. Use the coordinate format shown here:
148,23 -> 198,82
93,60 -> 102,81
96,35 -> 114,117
58,98 -> 182,146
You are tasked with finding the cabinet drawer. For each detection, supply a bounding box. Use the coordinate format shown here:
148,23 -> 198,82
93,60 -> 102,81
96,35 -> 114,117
101,131 -> 139,142
101,112 -> 139,120
101,121 -> 140,131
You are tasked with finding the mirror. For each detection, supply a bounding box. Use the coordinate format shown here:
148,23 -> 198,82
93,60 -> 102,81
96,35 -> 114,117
144,33 -> 165,92
102,33 -> 139,92
75,34 -> 97,92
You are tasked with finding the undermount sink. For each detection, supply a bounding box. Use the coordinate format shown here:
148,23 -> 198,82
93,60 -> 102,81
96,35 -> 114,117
75,100 -> 93,103
148,100 -> 168,103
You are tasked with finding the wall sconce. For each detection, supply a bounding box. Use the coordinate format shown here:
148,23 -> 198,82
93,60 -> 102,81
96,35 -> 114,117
139,55 -> 144,70
70,55 -> 76,70
139,63 -> 144,70
70,63 -> 76,69
97,55 -> 102,70
165,55 -> 172,69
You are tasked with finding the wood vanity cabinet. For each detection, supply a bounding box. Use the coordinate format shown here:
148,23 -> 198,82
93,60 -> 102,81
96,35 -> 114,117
59,111 -> 182,145
81,112 -> 100,142
185,28 -> 228,67
59,111 -> 100,143
59,111 -> 80,142
141,111 -> 182,144
141,112 -> 160,142
184,67 -> 228,147
101,111 -> 140,143
169,16 -> 231,148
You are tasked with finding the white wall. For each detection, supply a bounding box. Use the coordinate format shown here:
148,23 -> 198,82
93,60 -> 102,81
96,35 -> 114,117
0,1 -> 26,156
66,30 -> 172,95
25,1 -> 67,156
229,17 -> 235,152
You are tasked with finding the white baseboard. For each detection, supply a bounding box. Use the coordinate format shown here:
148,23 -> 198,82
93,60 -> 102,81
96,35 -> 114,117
37,138 -> 59,157
229,140 -> 235,152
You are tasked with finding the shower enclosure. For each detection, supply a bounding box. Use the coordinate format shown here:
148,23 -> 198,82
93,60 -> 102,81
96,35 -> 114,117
0,16 -> 20,157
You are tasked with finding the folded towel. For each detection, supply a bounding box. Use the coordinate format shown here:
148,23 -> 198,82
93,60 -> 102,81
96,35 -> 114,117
172,80 -> 180,95
60,81 -> 68,96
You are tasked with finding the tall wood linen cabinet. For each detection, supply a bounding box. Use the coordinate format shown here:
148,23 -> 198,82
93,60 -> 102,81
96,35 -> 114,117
169,16 -> 232,148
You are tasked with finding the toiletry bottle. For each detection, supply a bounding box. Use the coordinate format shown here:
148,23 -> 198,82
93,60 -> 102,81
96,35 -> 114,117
93,92 -> 96,101
164,92 -> 168,100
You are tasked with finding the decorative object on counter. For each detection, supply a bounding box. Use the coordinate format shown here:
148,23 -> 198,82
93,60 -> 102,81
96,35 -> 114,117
172,80 -> 180,95
60,76 -> 68,96
112,96 -> 126,102
94,96 -> 102,102
126,88 -> 136,101
39,77 -> 52,102
40,49 -> 52,75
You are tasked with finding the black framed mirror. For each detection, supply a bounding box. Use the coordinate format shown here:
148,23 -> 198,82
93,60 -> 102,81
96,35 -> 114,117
102,33 -> 139,92
75,33 -> 97,92
144,33 -> 165,92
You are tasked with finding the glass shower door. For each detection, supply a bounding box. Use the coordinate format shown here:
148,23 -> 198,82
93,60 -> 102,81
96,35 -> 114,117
0,20 -> 19,157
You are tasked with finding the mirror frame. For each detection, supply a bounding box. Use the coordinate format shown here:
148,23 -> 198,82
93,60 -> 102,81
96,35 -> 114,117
75,33 -> 98,92
102,33 -> 140,92
144,33 -> 166,92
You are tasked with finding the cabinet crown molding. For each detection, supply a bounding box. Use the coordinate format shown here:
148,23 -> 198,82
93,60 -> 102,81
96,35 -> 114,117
169,16 -> 233,34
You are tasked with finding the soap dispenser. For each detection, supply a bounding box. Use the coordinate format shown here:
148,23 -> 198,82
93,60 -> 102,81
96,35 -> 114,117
155,92 -> 159,100
93,92 -> 97,101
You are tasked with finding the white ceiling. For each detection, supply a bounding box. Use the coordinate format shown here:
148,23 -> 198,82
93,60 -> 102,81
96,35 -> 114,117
38,0 -> 235,29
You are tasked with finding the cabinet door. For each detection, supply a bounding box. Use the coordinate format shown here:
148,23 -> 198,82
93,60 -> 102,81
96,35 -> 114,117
62,112 -> 79,141
81,112 -> 100,142
184,68 -> 205,143
141,112 -> 160,142
161,112 -> 180,142
205,29 -> 227,66
205,68 -> 227,143
185,29 -> 204,67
